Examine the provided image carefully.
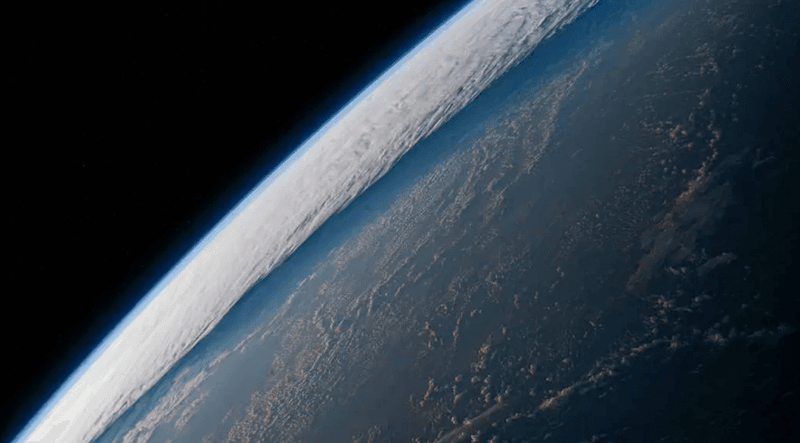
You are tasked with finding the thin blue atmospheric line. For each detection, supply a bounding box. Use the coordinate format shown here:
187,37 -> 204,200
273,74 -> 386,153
11,2 -> 481,442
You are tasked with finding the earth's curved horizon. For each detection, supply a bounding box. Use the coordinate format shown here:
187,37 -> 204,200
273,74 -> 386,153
16,0 -> 800,441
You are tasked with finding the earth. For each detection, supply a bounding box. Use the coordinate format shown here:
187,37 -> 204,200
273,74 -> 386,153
21,0 -> 800,442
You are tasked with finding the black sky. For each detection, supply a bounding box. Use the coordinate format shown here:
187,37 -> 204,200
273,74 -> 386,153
1,1 -> 469,440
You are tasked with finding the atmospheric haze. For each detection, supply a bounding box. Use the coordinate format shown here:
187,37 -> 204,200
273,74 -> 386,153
19,1 -> 599,442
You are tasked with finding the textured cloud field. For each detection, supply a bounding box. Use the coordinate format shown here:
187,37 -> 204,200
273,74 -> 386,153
22,1 -> 600,442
